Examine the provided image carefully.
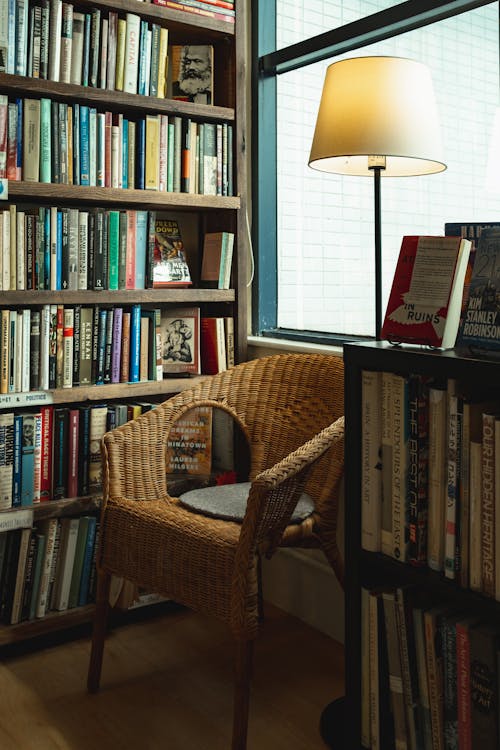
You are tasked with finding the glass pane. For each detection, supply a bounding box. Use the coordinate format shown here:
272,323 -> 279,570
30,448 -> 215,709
276,4 -> 499,336
276,0 -> 397,47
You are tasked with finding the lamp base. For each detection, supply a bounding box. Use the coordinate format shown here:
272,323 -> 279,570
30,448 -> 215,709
319,696 -> 345,749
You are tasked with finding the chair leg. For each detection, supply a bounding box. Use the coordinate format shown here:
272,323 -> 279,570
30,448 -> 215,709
232,638 -> 254,750
87,570 -> 112,694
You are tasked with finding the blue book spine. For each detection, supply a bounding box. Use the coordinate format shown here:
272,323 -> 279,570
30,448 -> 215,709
138,20 -> 148,96
96,309 -> 108,385
122,119 -> 128,189
134,211 -> 147,290
129,304 -> 141,383
7,0 -> 16,74
79,105 -> 90,185
137,118 -> 145,190
15,98 -> 22,176
56,210 -> 62,290
73,104 -> 80,186
11,414 -> 22,507
43,208 -> 50,288
82,13 -> 91,86
77,516 -> 97,606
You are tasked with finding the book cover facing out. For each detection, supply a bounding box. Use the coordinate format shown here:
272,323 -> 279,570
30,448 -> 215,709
159,306 -> 200,375
381,235 -> 471,348
166,405 -> 212,476
456,227 -> 500,353
152,217 -> 192,288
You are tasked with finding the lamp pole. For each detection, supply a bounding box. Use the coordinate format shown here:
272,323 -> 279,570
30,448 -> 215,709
369,158 -> 385,339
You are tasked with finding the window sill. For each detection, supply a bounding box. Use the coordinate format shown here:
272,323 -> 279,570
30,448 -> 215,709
247,335 -> 343,357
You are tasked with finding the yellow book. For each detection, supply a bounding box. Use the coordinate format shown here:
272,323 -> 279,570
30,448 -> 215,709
115,18 -> 127,91
145,114 -> 160,190
157,26 -> 169,98
0,308 -> 9,393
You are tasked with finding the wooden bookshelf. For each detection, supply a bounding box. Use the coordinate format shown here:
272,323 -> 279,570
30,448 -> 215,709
0,0 -> 247,642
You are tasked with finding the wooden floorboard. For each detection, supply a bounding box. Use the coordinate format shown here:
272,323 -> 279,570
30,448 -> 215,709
0,604 -> 344,750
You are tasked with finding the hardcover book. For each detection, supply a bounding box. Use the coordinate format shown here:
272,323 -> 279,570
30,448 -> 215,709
159,306 -> 200,375
381,235 -> 472,348
456,227 -> 500,353
151,216 -> 192,288
168,44 -> 214,105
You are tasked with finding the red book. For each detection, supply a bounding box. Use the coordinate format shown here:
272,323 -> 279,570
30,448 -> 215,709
104,111 -> 112,188
456,616 -> 480,750
39,406 -> 53,501
6,102 -> 17,181
152,0 -> 235,22
67,409 -> 79,499
381,235 -> 472,348
200,316 -> 226,375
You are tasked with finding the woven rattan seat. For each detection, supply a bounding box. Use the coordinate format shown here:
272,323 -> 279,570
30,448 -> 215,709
87,353 -> 345,749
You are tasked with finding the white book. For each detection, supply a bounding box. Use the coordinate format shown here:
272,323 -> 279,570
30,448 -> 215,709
361,369 -> 382,552
0,0 -> 8,73
14,310 -> 22,393
159,114 -> 168,192
144,29 -> 152,98
15,210 -> 25,290
48,0 -> 62,81
70,11 -> 84,85
50,206 -> 58,291
9,204 -> 16,291
39,304 -> 50,391
59,1 -> 73,83
78,211 -> 88,289
2,208 -> 9,291
96,112 -> 105,187
123,13 -> 140,94
15,0 -> 28,76
62,307 -> 74,388
68,208 -> 79,290
35,517 -> 58,618
21,308 -> 30,392
111,125 -> 120,188
89,107 -> 97,186
53,517 -> 80,611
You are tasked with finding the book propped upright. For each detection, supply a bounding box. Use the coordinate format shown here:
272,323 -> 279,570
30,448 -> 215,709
456,227 -> 500,355
381,235 -> 472,348
151,215 -> 192,288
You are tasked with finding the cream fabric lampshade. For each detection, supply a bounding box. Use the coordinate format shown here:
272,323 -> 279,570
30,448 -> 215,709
308,56 -> 446,177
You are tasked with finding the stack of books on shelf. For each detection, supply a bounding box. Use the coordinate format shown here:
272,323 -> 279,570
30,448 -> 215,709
362,583 -> 500,749
361,369 -> 500,597
0,512 -> 100,625
0,96 -> 233,196
151,0 -> 235,24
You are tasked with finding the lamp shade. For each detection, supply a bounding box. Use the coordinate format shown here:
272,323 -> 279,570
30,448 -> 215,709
308,56 -> 446,177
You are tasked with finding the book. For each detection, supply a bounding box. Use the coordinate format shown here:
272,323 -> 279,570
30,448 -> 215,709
52,515 -> 79,611
456,615 -> 481,750
123,13 -> 140,94
201,231 -> 232,288
88,404 -> 107,493
381,235 -> 472,348
151,216 -> 192,288
160,306 -> 200,375
456,227 -> 500,353
166,405 -> 212,476
361,369 -> 382,553
200,317 -> 227,375
482,410 -> 497,597
0,411 -> 14,510
381,590 -> 407,750
470,622 -> 499,749
168,44 -> 213,104
408,373 -> 429,566
427,384 -> 447,573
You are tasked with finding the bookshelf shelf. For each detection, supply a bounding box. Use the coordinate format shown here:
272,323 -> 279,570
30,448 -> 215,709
343,340 -> 500,749
0,0 -> 247,641
8,182 -> 241,210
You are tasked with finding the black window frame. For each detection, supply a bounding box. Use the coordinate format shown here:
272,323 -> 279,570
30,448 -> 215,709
251,0 -> 497,346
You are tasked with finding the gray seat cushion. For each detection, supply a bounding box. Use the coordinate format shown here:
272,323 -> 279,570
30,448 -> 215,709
179,481 -> 314,524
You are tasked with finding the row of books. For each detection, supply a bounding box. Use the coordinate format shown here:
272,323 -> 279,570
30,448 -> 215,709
3,304 -> 163,394
0,514 -> 99,625
362,584 -> 500,750
152,0 -> 234,24
0,400 -> 159,509
361,369 -> 500,598
0,96 -> 233,195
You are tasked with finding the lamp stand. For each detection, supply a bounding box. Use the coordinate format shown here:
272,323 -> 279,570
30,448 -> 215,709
369,159 -> 385,339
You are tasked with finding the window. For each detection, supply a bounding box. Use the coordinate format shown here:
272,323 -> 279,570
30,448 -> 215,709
253,1 -> 499,341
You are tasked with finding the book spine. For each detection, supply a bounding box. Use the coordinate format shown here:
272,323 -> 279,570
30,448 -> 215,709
39,405 -> 53,501
123,13 -> 140,94
482,412 -> 496,597
59,2 -> 73,84
111,306 -> 123,383
129,304 -> 141,382
11,414 -> 22,507
361,369 -> 382,553
62,306 -> 74,388
48,0 -> 62,81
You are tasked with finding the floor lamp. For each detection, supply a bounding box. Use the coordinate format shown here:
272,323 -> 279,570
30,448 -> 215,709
308,56 -> 446,339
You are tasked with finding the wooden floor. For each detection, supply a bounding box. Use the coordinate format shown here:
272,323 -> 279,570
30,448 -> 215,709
0,604 -> 345,750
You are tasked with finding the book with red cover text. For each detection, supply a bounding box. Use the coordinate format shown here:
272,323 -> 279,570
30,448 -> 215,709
381,235 -> 472,348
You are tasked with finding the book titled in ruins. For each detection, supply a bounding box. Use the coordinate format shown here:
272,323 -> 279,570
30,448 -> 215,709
381,235 -> 472,348
456,227 -> 500,353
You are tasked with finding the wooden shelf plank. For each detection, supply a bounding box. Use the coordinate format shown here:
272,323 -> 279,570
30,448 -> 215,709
0,73 -> 234,121
8,182 -> 240,210
0,605 -> 95,645
0,289 -> 235,305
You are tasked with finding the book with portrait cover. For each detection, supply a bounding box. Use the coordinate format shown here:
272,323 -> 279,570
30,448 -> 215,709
150,215 -> 192,288
167,44 -> 214,104
381,235 -> 472,348
456,227 -> 500,353
166,405 -> 212,476
159,306 -> 200,375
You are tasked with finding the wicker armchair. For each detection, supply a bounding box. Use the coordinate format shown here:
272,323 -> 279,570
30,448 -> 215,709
87,353 -> 345,749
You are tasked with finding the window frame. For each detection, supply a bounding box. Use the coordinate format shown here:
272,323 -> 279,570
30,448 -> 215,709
251,0 -> 498,344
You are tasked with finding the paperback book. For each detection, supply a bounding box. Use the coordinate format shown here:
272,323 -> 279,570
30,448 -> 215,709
151,217 -> 192,288
159,306 -> 200,375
